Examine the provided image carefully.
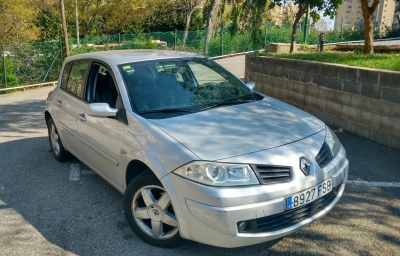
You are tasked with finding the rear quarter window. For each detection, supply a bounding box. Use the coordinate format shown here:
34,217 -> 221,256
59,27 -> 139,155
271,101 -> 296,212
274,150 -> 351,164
60,62 -> 72,90
65,60 -> 89,98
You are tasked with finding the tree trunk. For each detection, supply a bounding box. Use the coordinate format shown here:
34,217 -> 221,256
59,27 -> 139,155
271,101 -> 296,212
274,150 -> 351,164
60,0 -> 70,57
203,0 -> 219,55
183,10 -> 193,46
363,12 -> 374,54
360,0 -> 380,54
290,20 -> 298,53
290,5 -> 306,53
84,15 -> 96,38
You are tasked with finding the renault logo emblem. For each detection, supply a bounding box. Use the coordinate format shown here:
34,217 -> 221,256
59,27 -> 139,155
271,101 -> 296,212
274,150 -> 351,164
300,157 -> 312,176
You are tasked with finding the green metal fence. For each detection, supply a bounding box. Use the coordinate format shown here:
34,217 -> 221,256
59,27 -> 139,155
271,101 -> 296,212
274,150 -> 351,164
0,26 -> 367,92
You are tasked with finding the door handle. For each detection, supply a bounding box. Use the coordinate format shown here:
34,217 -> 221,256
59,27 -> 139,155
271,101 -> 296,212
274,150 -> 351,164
57,100 -> 62,107
78,113 -> 86,122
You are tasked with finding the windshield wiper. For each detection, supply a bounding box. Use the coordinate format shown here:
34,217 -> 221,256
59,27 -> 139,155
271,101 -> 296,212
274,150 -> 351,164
140,108 -> 194,114
197,99 -> 255,112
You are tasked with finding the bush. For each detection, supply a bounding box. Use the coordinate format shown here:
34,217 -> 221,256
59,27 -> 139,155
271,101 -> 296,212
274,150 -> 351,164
0,57 -> 20,90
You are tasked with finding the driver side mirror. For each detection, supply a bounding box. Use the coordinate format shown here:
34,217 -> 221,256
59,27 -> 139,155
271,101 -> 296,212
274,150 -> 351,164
87,103 -> 118,118
246,81 -> 255,90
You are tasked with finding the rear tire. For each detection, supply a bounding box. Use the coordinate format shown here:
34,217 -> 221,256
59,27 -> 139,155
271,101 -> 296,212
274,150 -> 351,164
47,118 -> 71,162
123,170 -> 183,248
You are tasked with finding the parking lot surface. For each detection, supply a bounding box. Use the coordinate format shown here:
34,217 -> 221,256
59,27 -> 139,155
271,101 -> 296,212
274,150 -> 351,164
0,56 -> 399,255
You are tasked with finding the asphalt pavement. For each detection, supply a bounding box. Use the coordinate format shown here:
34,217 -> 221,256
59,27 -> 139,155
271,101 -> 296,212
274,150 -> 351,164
0,56 -> 399,255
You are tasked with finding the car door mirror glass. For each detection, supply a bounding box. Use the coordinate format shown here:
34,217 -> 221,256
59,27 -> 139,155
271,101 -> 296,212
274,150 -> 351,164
246,81 -> 255,90
87,103 -> 118,118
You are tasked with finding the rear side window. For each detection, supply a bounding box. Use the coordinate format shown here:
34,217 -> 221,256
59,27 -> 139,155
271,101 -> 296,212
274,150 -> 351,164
65,60 -> 89,98
60,62 -> 72,90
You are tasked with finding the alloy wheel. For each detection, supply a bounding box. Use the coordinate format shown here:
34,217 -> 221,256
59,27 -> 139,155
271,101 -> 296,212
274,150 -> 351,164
132,185 -> 179,239
50,123 -> 60,156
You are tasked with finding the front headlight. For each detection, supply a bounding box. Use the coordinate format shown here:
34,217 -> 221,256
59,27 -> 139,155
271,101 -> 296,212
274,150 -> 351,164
173,161 -> 260,186
325,126 -> 340,156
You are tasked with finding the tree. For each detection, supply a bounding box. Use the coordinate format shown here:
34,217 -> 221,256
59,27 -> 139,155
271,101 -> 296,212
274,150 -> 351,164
80,0 -> 104,37
226,0 -> 341,53
0,0 -> 39,44
140,1 -> 201,32
181,0 -> 204,46
203,0 -> 221,54
34,9 -> 62,41
360,0 -> 380,54
272,0 -> 342,53
360,0 -> 400,54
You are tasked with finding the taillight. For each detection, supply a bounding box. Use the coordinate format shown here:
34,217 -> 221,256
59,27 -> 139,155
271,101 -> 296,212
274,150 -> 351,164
47,91 -> 52,100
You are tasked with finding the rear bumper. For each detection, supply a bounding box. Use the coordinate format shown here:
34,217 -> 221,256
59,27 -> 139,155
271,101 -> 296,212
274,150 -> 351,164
161,147 -> 349,248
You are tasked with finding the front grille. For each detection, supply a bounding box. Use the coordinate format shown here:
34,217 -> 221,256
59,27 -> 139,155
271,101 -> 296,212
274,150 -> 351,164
251,165 -> 292,185
238,185 -> 340,233
315,142 -> 334,168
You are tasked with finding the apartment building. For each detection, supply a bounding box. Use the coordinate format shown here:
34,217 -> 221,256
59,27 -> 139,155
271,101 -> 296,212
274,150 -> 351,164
270,2 -> 299,26
393,2 -> 400,28
334,0 -> 397,33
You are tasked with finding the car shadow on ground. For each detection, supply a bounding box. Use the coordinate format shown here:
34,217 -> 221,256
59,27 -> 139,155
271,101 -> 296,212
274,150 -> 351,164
0,99 -> 46,135
0,136 -> 399,255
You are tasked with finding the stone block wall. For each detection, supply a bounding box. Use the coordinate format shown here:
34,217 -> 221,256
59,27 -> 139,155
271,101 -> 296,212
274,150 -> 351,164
245,54 -> 400,151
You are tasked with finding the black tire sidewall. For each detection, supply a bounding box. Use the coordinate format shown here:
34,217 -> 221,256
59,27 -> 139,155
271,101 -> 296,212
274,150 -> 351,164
47,118 -> 70,162
123,170 -> 183,248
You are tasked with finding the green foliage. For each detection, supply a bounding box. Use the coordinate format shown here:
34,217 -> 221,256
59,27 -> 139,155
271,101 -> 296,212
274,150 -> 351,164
33,9 -> 62,42
0,57 -> 19,88
382,26 -> 400,39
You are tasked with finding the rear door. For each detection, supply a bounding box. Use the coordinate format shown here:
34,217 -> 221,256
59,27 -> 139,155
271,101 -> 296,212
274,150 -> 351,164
75,62 -> 126,187
54,60 -> 89,154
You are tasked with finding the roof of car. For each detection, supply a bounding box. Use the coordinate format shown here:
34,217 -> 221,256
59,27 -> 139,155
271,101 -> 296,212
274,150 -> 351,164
65,50 -> 205,65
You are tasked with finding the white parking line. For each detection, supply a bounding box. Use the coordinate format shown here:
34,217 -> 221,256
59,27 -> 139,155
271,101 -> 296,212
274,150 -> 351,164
69,165 -> 96,181
81,169 -> 95,175
69,164 -> 80,181
347,181 -> 400,188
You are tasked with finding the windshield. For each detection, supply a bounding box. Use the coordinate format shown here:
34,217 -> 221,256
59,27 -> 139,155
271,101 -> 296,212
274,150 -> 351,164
119,58 -> 256,117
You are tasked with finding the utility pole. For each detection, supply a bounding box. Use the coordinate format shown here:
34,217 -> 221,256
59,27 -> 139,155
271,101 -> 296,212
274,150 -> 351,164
303,5 -> 310,44
60,0 -> 70,57
75,0 -> 79,48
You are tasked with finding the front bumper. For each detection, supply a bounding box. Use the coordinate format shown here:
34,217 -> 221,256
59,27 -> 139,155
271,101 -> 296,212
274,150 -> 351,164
160,145 -> 349,248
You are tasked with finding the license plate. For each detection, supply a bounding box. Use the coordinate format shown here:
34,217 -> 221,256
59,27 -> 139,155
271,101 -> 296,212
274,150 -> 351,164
285,179 -> 332,210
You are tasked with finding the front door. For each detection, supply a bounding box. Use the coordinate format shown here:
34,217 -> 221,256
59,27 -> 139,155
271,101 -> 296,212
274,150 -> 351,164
76,62 -> 125,187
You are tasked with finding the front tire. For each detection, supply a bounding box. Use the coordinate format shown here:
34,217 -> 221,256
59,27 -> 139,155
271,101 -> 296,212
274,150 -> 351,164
47,118 -> 71,162
123,170 -> 183,248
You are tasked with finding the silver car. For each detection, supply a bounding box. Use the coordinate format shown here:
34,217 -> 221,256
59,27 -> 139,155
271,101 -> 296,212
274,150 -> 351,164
44,50 -> 348,248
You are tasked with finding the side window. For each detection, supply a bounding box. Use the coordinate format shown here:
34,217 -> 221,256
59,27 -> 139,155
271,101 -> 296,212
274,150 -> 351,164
65,60 -> 89,98
86,63 -> 119,108
60,62 -> 72,90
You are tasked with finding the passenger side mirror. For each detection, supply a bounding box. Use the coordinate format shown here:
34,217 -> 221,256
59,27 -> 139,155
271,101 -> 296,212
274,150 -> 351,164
246,81 -> 255,90
88,103 -> 118,118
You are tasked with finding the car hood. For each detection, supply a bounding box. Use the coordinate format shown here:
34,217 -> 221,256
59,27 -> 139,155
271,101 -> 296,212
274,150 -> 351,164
149,97 -> 325,161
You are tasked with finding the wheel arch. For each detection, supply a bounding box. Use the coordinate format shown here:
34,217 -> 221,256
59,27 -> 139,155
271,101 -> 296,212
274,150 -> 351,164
125,160 -> 154,187
44,111 -> 52,126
